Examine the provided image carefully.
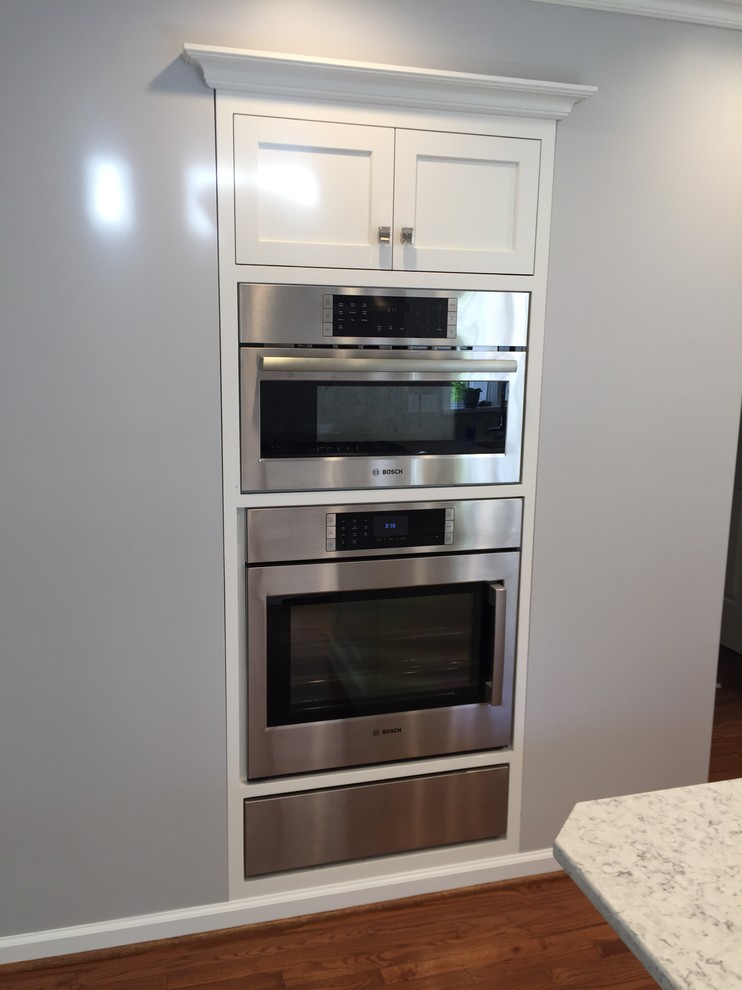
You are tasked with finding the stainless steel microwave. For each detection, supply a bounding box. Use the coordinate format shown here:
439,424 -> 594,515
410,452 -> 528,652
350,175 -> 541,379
238,284 -> 529,493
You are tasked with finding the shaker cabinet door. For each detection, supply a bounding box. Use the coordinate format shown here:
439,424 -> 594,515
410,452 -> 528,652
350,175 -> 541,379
233,117 -> 541,275
233,115 -> 395,269
393,130 -> 541,275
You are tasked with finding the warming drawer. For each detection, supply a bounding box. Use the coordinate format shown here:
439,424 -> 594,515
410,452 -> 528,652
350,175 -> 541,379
244,765 -> 509,877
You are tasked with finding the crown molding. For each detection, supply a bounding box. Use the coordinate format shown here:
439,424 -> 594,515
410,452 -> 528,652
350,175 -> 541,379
182,45 -> 596,120
528,0 -> 742,29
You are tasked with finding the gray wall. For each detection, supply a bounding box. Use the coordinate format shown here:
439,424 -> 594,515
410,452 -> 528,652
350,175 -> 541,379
1,0 -> 740,937
518,14 -> 742,846
0,1 -> 228,936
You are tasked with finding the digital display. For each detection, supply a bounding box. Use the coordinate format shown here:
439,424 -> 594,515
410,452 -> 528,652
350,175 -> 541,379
332,295 -> 449,338
372,514 -> 409,538
333,508 -> 446,550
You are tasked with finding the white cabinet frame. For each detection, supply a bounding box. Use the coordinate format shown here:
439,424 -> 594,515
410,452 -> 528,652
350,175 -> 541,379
183,45 -> 595,913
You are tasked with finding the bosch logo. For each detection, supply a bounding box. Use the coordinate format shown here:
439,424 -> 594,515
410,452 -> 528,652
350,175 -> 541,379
382,469 -> 404,476
382,727 -> 402,735
372,469 -> 380,476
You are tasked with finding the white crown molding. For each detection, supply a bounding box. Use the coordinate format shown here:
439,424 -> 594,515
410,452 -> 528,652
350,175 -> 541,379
528,0 -> 742,30
182,45 -> 596,120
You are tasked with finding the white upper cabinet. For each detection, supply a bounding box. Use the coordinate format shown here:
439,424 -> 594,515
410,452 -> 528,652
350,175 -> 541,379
184,46 -> 596,276
393,129 -> 541,275
233,115 -> 541,275
233,116 -> 395,269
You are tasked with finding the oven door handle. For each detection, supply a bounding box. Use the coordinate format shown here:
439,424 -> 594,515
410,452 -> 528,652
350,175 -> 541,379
487,582 -> 507,707
260,356 -> 518,374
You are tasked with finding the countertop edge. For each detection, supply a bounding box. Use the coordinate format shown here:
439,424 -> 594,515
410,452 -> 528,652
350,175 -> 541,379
553,839 -> 676,990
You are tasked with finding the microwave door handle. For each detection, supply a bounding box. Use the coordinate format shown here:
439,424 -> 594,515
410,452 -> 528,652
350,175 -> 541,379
487,582 -> 506,707
260,356 -> 518,374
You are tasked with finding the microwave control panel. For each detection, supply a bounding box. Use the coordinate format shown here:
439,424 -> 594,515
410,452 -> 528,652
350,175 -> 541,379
326,507 -> 454,552
323,293 -> 457,339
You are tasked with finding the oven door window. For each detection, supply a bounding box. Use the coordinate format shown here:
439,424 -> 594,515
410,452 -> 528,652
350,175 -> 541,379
266,584 -> 493,725
260,381 -> 508,457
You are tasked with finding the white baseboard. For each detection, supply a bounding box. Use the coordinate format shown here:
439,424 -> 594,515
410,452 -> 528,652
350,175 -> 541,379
0,849 -> 559,965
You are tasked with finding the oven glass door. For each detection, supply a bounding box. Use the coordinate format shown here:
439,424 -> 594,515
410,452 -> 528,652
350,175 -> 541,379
240,347 -> 525,492
247,550 -> 519,779
260,380 -> 509,457
266,583 -> 493,726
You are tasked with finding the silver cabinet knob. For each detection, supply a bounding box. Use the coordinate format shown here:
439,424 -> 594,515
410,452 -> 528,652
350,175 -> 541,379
377,226 -> 391,244
401,227 -> 415,245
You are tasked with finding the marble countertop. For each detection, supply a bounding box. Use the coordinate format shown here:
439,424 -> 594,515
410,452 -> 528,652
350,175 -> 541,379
554,778 -> 742,990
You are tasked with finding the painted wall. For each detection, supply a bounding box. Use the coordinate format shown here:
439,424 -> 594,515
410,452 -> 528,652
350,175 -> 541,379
0,0 -> 228,937
517,14 -> 742,846
1,0 -> 740,939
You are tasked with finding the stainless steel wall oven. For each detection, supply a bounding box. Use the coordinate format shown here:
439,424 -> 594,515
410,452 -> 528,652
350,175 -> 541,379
245,498 -> 521,781
239,284 -> 528,493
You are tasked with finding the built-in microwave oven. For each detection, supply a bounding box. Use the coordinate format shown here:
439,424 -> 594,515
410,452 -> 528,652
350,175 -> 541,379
239,284 -> 529,493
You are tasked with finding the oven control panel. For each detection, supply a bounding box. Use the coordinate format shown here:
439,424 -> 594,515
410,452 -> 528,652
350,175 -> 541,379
326,507 -> 454,552
245,500 -> 522,564
323,293 -> 456,339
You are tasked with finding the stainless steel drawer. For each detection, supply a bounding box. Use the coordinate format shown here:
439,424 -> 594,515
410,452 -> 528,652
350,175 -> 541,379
244,765 -> 509,877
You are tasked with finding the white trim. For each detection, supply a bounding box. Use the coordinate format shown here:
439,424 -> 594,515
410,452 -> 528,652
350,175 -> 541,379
181,45 -> 596,120
528,0 -> 742,30
0,849 -> 559,965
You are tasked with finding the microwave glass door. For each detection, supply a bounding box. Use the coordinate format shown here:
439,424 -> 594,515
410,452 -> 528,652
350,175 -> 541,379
260,380 -> 508,458
265,582 -> 493,727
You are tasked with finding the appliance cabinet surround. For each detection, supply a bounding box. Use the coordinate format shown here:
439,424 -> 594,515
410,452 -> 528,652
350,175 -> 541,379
233,115 -> 542,274
182,43 -> 595,910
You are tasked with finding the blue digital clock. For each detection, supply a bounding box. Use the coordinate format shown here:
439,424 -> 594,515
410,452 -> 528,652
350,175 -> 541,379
373,513 -> 409,538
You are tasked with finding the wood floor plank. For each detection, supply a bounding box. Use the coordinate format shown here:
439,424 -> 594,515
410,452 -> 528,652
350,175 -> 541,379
282,972 -> 385,990
376,920 -> 638,984
167,975 -> 284,990
0,973 -> 168,990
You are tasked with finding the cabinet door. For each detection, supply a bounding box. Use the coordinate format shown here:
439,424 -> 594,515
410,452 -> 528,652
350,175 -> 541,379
393,130 -> 541,275
233,116 -> 395,269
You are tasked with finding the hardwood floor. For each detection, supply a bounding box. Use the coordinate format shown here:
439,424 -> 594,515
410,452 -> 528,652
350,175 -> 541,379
2,649 -> 740,990
0,874 -> 661,990
709,645 -> 742,783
